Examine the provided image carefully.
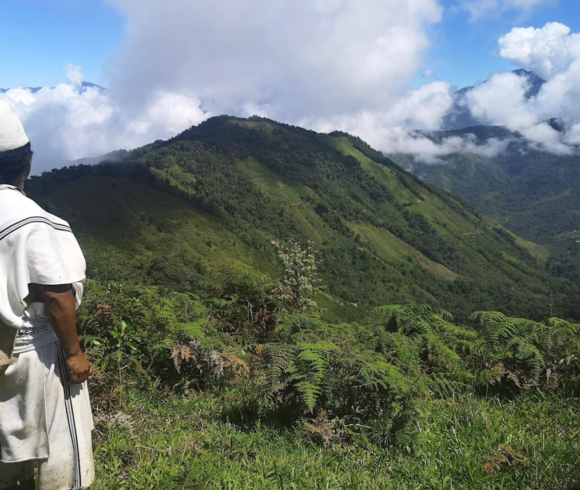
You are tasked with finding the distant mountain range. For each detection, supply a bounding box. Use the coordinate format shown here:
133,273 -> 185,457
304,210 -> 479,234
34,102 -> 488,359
0,81 -> 105,94
388,69 -> 579,249
389,84 -> 580,303
391,129 -> 580,240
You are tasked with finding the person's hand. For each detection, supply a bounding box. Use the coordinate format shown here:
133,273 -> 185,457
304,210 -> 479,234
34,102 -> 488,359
66,350 -> 91,384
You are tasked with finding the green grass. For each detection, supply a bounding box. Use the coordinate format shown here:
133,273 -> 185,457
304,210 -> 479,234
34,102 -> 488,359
93,389 -> 580,489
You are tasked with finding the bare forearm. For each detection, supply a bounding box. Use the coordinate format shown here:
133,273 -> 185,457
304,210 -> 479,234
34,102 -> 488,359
39,285 -> 81,357
37,284 -> 90,383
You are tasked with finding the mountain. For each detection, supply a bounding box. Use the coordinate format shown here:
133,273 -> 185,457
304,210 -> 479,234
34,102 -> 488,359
392,128 -> 580,240
0,81 -> 105,94
390,127 -> 580,304
70,149 -> 129,166
27,116 -> 569,319
443,70 -> 546,130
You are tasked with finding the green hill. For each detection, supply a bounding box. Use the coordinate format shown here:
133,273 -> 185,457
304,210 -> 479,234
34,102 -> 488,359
27,117 -> 567,319
391,127 -> 580,308
392,126 -> 580,239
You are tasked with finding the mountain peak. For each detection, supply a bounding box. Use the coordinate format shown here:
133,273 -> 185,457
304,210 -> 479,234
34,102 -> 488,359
444,69 -> 546,131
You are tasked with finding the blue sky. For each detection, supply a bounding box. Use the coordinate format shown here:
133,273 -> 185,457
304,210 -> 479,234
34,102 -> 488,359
0,0 -> 574,90
0,0 -> 124,88
429,0 -> 580,88
3,0 -> 580,170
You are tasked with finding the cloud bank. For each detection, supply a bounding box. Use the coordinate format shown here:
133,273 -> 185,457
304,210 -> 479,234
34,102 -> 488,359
2,73 -> 206,172
2,3 -> 580,170
3,0 -> 454,172
461,22 -> 580,155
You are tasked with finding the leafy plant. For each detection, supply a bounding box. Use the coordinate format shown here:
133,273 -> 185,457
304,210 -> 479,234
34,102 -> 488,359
278,239 -> 323,314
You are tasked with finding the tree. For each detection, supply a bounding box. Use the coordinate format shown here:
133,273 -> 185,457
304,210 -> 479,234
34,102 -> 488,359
278,240 -> 322,313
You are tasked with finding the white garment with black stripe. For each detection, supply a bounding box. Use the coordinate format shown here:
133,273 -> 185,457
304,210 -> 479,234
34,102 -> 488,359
0,184 -> 86,329
0,342 -> 95,489
0,185 -> 93,488
0,309 -> 94,489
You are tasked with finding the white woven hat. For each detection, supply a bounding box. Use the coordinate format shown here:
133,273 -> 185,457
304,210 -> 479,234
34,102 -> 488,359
0,99 -> 29,152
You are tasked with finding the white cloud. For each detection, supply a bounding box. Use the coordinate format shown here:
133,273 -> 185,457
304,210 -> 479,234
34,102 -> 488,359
7,5 -> 580,169
106,0 -> 443,120
499,22 -> 580,79
464,72 -> 537,130
65,64 -> 85,88
1,67 -> 208,171
302,82 -> 516,164
458,22 -> 580,155
2,0 -> 455,170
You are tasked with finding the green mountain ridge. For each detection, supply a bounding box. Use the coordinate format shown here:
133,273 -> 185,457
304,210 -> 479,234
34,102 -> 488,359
28,116 -> 568,319
391,125 -> 580,239
391,127 -> 580,289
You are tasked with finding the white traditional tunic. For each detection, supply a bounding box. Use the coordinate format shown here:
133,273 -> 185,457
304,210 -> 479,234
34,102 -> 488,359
0,184 -> 94,490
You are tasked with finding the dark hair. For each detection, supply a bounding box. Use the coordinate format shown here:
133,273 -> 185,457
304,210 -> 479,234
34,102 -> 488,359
0,142 -> 33,182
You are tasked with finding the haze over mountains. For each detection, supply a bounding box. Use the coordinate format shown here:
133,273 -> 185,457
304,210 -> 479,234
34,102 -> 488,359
0,82 -> 105,94
4,20 -> 580,175
385,67 -> 580,303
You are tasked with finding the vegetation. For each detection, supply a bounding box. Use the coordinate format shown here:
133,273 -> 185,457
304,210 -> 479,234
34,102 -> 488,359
392,128 -> 580,318
24,116 -> 580,487
27,116 -> 576,320
80,275 -> 580,489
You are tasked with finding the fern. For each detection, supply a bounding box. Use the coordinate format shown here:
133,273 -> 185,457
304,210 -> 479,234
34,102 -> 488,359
287,342 -> 338,412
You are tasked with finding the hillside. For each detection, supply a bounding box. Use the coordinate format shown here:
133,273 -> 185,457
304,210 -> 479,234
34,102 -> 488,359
27,116 -> 567,319
394,129 -> 580,239
391,127 -> 580,299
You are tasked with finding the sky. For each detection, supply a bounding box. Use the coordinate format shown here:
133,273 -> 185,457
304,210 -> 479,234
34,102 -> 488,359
1,0 -> 579,171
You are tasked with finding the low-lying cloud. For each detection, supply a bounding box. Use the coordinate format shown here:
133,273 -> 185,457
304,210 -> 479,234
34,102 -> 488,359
460,22 -> 580,156
2,74 -> 206,172
2,3 -> 580,171
2,0 -> 451,172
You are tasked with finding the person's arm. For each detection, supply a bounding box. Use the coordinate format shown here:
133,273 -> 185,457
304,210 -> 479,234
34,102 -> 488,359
37,284 -> 91,384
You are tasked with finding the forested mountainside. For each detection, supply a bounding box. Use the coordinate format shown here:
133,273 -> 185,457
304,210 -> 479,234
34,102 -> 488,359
391,126 -> 580,294
27,116 -> 572,319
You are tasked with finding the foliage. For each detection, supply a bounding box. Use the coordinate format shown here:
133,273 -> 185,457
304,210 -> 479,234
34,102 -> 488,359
22,115 -> 580,487
80,277 -> 580,437
24,115 -> 573,320
468,311 -> 580,391
277,239 -> 322,313
397,137 -> 580,319
91,387 -> 580,489
75,268 -> 580,489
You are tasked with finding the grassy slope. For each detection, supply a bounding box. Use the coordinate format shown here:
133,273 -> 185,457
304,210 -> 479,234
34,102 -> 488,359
93,389 -> 580,489
49,120 -> 579,489
28,117 -> 557,318
390,130 -> 580,316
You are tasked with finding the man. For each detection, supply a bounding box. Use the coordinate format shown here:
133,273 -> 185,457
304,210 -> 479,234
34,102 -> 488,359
0,100 -> 94,489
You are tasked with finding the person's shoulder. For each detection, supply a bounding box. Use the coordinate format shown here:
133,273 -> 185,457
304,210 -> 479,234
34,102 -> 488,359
0,191 -> 71,228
